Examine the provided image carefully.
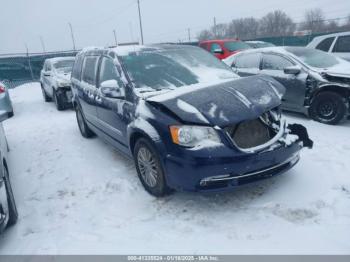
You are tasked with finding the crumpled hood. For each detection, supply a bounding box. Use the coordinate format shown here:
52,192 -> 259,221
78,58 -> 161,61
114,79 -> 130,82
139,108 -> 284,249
147,75 -> 285,127
56,72 -> 71,83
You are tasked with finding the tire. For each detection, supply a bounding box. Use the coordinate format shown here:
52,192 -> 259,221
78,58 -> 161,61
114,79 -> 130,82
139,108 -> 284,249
309,91 -> 347,125
3,166 -> 18,227
53,89 -> 65,111
75,106 -> 95,138
133,138 -> 171,197
41,83 -> 51,102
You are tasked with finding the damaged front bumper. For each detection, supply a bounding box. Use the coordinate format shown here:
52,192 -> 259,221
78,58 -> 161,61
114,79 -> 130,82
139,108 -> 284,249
56,87 -> 73,108
163,122 -> 313,192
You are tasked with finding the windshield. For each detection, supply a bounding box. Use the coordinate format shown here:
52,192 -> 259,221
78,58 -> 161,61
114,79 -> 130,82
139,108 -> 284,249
223,41 -> 251,52
53,60 -> 75,73
285,47 -> 339,68
119,46 -> 238,91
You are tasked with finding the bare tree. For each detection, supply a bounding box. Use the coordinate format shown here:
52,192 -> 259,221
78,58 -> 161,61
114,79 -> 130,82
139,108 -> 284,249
326,20 -> 339,32
301,8 -> 326,33
259,10 -> 296,37
228,18 -> 259,39
211,23 -> 228,39
197,29 -> 214,41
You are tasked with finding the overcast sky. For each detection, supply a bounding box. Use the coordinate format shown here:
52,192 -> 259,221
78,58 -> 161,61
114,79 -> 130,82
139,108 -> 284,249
0,0 -> 349,54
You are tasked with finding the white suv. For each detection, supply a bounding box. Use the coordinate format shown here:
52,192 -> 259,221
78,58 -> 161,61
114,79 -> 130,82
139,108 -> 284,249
40,57 -> 75,110
307,32 -> 350,62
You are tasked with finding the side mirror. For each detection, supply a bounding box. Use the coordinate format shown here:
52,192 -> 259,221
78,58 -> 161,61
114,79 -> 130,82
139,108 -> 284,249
100,80 -> 124,99
213,48 -> 224,54
44,72 -> 51,77
284,65 -> 301,75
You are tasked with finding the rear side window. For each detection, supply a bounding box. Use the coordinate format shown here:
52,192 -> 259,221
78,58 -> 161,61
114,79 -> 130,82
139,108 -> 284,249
72,54 -> 84,80
235,53 -> 260,69
315,37 -> 335,52
333,36 -> 350,53
82,56 -> 99,85
262,54 -> 293,70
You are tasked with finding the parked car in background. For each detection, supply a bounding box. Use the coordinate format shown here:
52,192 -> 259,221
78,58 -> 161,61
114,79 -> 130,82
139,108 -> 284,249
223,47 -> 350,125
0,99 -> 17,233
71,44 -> 312,197
40,57 -> 75,110
0,81 -> 14,117
307,32 -> 350,62
245,41 -> 275,48
199,39 -> 251,60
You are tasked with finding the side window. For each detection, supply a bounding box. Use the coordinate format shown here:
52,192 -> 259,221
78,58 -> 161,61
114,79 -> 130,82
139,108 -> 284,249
315,37 -> 335,52
72,54 -> 84,80
210,43 -> 222,53
98,57 -> 123,87
82,56 -> 99,85
43,62 -> 48,71
333,36 -> 350,53
262,54 -> 293,70
47,62 -> 52,71
235,53 -> 260,69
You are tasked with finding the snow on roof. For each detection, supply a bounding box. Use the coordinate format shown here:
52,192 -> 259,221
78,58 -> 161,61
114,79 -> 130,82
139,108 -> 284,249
45,56 -> 76,63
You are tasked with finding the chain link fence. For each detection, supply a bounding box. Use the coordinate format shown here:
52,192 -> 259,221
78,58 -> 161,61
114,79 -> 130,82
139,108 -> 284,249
0,50 -> 78,88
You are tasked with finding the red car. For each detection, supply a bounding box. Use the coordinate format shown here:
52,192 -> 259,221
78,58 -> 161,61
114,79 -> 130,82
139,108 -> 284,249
199,39 -> 251,60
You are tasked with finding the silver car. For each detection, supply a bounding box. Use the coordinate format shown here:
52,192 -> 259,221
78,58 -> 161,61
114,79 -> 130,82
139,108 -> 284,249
40,57 -> 75,111
0,81 -> 14,118
0,88 -> 17,232
307,32 -> 350,62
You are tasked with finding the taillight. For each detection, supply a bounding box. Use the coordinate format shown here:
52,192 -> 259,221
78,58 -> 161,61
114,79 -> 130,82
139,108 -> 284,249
0,85 -> 6,93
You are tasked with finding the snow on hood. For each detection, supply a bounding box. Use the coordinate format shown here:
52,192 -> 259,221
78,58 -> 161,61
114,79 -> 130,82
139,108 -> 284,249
55,71 -> 71,82
311,58 -> 350,78
147,75 -> 285,127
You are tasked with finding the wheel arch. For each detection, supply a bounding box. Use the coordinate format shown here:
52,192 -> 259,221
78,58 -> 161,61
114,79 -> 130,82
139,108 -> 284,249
127,119 -> 165,157
311,85 -> 350,103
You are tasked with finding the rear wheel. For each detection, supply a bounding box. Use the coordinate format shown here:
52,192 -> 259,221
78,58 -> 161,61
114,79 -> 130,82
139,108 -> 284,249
3,166 -> 18,227
41,83 -> 51,102
53,89 -> 65,111
133,138 -> 171,197
309,91 -> 347,125
75,106 -> 95,138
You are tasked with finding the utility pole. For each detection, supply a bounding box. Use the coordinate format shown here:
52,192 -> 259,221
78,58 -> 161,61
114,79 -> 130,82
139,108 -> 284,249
25,43 -> 34,80
137,0 -> 144,44
213,17 -> 217,38
113,29 -> 118,46
39,36 -> 46,53
187,28 -> 191,42
68,22 -> 76,51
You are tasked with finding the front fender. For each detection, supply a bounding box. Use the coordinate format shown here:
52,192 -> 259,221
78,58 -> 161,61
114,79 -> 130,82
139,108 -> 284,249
127,118 -> 166,157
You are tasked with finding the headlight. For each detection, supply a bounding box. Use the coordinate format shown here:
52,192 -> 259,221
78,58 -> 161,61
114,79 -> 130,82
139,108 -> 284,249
169,125 -> 221,147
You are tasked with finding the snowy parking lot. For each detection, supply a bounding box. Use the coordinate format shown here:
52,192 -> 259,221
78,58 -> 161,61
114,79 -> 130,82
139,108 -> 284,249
0,83 -> 349,254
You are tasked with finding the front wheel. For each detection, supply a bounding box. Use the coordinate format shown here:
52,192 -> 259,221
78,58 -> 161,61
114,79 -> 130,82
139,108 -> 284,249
309,91 -> 347,125
75,106 -> 95,138
53,89 -> 65,111
134,138 -> 171,197
3,166 -> 18,227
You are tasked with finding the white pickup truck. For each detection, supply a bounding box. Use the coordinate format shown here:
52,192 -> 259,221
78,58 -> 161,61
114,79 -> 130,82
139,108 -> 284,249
40,57 -> 75,110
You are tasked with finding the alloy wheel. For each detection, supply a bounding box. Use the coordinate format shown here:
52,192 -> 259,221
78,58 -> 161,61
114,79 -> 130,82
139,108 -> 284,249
137,147 -> 158,188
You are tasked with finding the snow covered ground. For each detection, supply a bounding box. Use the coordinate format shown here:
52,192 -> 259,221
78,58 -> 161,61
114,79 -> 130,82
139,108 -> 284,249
0,83 -> 349,254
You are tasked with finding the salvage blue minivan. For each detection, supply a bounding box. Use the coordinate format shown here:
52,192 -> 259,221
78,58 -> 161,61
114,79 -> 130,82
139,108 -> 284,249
71,45 -> 313,197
